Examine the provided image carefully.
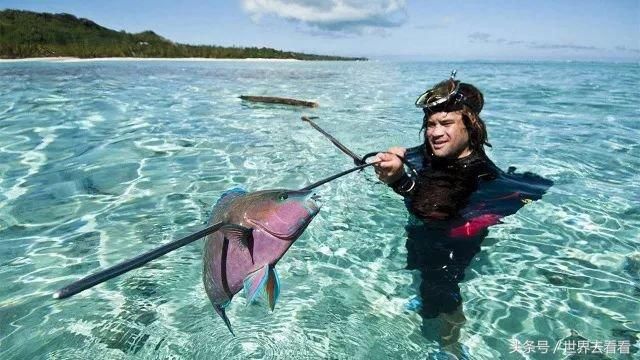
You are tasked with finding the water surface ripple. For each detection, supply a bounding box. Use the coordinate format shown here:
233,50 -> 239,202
0,60 -> 638,359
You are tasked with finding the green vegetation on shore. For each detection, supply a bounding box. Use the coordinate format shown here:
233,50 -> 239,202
0,9 -> 367,60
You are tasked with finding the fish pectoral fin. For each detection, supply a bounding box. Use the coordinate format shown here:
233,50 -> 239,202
264,266 -> 280,311
220,224 -> 252,247
243,264 -> 270,305
221,224 -> 255,262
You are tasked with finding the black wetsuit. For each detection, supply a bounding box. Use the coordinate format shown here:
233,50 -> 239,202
390,145 -> 551,318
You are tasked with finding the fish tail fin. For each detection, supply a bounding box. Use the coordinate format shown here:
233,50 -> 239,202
214,305 -> 235,336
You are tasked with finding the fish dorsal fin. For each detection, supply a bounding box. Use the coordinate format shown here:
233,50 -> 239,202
215,187 -> 246,208
243,265 -> 281,311
221,224 -> 254,263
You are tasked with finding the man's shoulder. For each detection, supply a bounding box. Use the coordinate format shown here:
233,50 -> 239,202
465,152 -> 501,178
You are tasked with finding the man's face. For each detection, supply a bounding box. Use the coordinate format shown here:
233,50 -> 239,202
425,111 -> 471,159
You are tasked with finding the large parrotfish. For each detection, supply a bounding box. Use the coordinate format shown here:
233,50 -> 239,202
202,188 -> 320,335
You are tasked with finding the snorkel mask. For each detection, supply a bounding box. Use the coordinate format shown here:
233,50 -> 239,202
415,70 -> 484,114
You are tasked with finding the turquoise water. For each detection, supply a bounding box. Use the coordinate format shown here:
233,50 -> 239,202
0,59 -> 638,359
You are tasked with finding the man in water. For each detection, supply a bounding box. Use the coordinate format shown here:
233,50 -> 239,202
374,73 -> 551,347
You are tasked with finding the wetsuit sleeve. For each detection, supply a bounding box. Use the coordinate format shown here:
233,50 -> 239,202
388,144 -> 424,198
389,172 -> 416,197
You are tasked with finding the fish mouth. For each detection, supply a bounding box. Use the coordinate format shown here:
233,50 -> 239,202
306,194 -> 321,214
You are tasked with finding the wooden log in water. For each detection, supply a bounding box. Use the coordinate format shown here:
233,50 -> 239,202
240,95 -> 318,108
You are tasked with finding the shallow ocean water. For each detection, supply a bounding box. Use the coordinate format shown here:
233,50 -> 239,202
0,59 -> 639,359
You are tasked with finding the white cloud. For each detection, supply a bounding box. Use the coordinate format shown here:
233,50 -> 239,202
241,0 -> 407,34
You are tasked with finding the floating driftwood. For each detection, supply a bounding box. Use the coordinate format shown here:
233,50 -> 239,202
240,95 -> 318,108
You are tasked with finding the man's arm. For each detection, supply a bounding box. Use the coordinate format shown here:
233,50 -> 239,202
373,147 -> 418,197
389,172 -> 416,196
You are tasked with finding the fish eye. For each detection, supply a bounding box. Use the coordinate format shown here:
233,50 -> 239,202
278,193 -> 288,201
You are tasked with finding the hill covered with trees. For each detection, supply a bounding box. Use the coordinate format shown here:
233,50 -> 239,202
0,9 -> 366,60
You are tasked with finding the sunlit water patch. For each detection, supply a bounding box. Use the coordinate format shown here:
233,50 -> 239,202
0,60 -> 638,359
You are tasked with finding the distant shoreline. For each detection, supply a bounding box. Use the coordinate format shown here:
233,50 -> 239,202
0,57 -> 306,63
2,9 -> 365,61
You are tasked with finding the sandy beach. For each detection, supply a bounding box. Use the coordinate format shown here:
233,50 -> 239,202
0,57 -> 302,63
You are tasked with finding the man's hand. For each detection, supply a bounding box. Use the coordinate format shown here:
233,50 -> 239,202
374,147 -> 406,184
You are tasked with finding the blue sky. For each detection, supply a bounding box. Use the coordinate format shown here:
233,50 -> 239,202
1,0 -> 638,60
